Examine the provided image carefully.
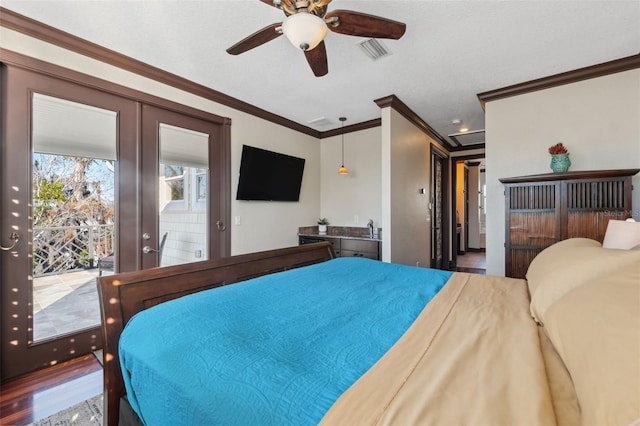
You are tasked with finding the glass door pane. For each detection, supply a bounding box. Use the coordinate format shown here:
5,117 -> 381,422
158,124 -> 209,265
140,104 -> 226,271
31,93 -> 116,342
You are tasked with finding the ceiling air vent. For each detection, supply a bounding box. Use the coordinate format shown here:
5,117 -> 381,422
307,117 -> 334,127
358,38 -> 391,61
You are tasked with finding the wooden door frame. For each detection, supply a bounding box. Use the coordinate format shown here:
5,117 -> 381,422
140,105 -> 229,268
1,50 -> 232,270
0,63 -> 138,380
0,52 -> 231,380
430,146 -> 449,269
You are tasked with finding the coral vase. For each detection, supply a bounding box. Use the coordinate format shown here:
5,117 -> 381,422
550,154 -> 571,173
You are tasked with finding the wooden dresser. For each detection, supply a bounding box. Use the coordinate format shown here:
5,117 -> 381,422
500,169 -> 639,278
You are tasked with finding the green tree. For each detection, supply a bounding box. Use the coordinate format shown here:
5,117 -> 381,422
32,154 -> 115,273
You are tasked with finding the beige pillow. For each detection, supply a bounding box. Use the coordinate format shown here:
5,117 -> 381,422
526,238 -> 600,297
526,238 -> 640,325
543,261 -> 640,425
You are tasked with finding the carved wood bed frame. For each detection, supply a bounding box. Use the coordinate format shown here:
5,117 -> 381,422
97,242 -> 336,426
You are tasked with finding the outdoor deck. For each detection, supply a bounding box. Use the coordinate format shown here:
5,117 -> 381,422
33,269 -> 107,342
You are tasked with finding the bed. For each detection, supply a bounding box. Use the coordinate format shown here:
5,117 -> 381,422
97,240 -> 640,426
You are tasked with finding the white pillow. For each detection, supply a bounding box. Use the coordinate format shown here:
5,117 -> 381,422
601,219 -> 640,249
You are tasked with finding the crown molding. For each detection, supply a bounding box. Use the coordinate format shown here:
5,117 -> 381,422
449,143 -> 486,152
373,95 -> 451,148
0,7 -> 322,138
0,48 -> 235,127
477,54 -> 640,110
319,118 -> 381,139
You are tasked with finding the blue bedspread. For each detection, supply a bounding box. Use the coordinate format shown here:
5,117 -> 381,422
119,257 -> 452,425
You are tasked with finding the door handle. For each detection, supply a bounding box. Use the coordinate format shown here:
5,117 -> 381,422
142,246 -> 159,254
216,221 -> 226,231
0,232 -> 20,251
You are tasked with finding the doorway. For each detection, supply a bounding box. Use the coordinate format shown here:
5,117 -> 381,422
1,62 -> 230,380
140,104 -> 229,268
452,155 -> 486,273
1,66 -> 137,379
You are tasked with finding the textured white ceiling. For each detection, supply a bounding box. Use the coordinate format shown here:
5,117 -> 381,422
2,0 -> 639,146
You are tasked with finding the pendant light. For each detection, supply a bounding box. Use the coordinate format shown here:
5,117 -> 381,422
338,117 -> 348,175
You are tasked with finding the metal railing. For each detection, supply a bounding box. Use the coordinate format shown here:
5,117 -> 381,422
33,224 -> 114,277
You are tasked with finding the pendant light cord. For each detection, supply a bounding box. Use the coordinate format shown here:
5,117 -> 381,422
338,117 -> 348,175
341,129 -> 345,166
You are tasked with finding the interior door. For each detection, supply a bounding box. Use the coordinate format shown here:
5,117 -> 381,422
431,151 -> 444,269
0,65 -> 137,379
140,105 -> 229,269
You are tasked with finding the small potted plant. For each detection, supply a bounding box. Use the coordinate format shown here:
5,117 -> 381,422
548,142 -> 571,172
317,218 -> 329,234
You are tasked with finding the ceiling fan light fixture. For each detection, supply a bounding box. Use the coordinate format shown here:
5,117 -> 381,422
282,12 -> 327,51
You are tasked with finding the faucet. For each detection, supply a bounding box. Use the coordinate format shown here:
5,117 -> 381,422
367,219 -> 374,238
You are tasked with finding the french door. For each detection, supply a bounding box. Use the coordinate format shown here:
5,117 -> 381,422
1,65 -> 137,379
1,63 -> 230,379
140,104 -> 230,269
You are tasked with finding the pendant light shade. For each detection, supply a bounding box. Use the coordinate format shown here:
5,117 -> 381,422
338,117 -> 348,175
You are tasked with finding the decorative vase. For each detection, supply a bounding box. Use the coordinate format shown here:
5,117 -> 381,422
318,224 -> 327,234
550,153 -> 571,173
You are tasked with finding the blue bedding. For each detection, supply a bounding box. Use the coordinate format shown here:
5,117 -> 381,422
119,257 -> 452,425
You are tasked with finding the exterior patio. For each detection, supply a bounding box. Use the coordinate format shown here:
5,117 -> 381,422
33,269 -> 106,342
30,218 -> 205,342
29,224 -> 112,342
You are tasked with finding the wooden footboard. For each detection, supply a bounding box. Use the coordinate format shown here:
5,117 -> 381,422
97,242 -> 336,426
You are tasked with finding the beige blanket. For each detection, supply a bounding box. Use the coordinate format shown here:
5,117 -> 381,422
320,272 -> 559,426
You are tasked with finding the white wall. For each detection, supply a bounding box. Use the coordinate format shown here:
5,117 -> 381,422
160,211 -> 206,266
1,27 -> 321,256
382,108 -> 433,267
231,128 -> 320,254
320,126 -> 382,228
485,69 -> 640,275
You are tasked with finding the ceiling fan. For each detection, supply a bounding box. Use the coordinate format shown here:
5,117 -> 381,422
226,0 -> 406,77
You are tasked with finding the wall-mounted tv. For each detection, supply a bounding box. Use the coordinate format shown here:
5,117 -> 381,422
236,145 -> 305,201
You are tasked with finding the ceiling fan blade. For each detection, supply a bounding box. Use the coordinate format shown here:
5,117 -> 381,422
304,40 -> 328,77
226,23 -> 283,55
325,10 -> 406,39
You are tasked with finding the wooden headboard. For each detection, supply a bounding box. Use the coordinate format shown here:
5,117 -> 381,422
97,242 -> 336,426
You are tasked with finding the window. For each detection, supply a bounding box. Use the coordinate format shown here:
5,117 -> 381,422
160,165 -> 207,212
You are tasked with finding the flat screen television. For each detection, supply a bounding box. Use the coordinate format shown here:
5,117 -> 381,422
236,145 -> 305,201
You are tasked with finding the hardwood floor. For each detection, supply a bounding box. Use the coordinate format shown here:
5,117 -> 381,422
456,251 -> 486,274
0,354 -> 102,425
